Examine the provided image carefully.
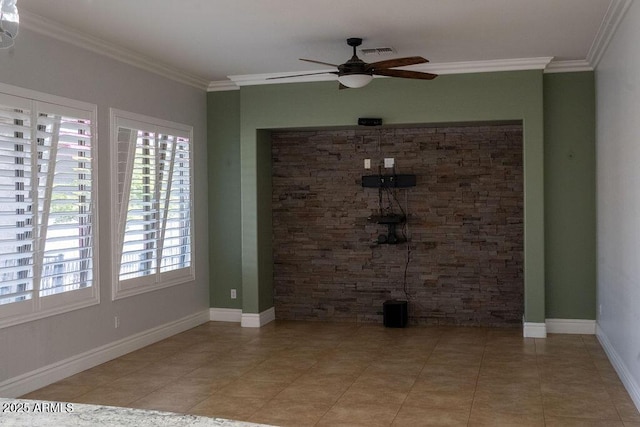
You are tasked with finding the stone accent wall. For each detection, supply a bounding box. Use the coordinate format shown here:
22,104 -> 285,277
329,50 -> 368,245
272,124 -> 523,326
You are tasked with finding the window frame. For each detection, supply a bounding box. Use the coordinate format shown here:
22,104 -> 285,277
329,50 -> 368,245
110,108 -> 195,300
0,82 -> 100,329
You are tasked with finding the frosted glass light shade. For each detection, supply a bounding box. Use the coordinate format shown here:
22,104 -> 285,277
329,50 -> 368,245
338,73 -> 373,88
0,0 -> 19,49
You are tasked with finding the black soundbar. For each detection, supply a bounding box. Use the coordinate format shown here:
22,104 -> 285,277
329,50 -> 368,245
368,214 -> 406,224
361,174 -> 416,188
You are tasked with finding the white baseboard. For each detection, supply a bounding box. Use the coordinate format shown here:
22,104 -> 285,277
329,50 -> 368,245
210,306 -> 276,328
597,324 -> 640,413
209,308 -> 242,322
0,310 -> 210,398
523,322 -> 547,338
241,307 -> 276,328
523,318 -> 597,338
546,318 -> 596,334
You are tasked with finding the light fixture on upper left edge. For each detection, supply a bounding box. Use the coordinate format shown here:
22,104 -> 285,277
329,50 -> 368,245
0,0 -> 19,49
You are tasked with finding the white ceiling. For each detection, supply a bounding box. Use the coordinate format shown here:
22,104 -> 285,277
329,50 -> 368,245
16,0 -> 620,89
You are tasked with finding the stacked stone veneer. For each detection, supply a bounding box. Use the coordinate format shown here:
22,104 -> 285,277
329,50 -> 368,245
271,124 -> 523,326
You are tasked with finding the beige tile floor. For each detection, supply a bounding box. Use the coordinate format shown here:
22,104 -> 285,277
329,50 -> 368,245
22,321 -> 640,426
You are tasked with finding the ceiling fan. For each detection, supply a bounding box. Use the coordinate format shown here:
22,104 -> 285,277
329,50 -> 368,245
269,37 -> 437,89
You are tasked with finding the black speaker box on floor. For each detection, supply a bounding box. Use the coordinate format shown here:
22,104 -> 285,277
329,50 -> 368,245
383,300 -> 408,328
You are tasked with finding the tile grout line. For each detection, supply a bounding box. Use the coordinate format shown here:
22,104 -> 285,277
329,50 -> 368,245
388,326 -> 442,427
316,323 -> 364,424
533,336 -> 547,426
465,334 -> 488,426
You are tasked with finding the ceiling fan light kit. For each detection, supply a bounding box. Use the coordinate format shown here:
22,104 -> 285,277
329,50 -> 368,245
0,0 -> 19,49
268,37 -> 437,89
338,73 -> 373,88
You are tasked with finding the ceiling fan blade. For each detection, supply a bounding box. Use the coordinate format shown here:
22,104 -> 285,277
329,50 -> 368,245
299,58 -> 339,67
366,56 -> 428,70
267,71 -> 338,80
338,83 -> 350,90
372,68 -> 437,80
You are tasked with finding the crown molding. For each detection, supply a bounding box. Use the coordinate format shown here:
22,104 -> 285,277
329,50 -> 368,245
544,60 -> 594,74
587,0 -> 633,68
207,81 -> 240,92
413,57 -> 554,75
19,10 -> 210,91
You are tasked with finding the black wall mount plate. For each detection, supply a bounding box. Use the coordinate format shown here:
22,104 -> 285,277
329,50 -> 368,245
361,174 -> 416,188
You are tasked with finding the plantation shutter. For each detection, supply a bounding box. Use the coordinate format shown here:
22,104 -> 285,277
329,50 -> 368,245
114,112 -> 193,295
0,93 -> 96,320
36,105 -> 94,297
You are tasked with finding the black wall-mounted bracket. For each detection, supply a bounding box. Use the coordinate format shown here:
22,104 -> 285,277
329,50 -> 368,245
361,174 -> 416,188
368,214 -> 406,245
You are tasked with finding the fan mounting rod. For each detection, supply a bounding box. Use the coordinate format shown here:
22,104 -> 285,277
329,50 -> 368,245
346,37 -> 363,56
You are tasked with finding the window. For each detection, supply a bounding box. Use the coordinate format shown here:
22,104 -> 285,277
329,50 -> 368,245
0,83 -> 98,328
111,109 -> 194,299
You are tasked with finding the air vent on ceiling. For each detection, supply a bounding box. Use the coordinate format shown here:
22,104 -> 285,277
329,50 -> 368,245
360,47 -> 396,56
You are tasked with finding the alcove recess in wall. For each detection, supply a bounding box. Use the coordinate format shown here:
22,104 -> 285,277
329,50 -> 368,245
271,124 -> 524,326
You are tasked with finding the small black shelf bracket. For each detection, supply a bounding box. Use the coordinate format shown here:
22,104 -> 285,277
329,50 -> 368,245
368,214 -> 406,245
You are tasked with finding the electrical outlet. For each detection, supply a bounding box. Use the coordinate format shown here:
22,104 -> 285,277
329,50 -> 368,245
384,158 -> 394,168
114,316 -> 120,329
364,159 -> 371,169
599,304 -> 602,316
231,289 -> 237,299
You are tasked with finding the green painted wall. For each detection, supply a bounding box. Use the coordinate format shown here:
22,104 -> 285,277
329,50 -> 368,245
256,130 -> 274,312
207,90 -> 243,309
235,71 -> 546,321
543,72 -> 596,319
